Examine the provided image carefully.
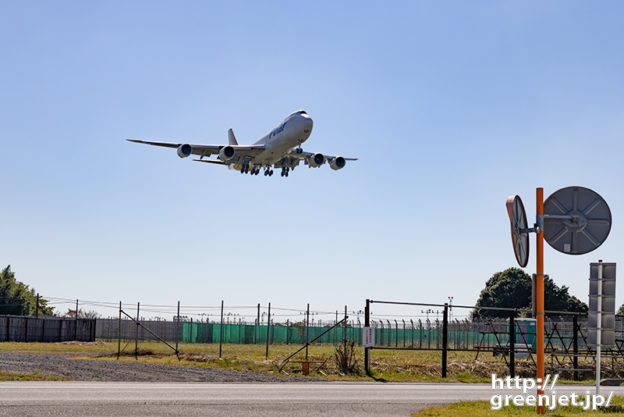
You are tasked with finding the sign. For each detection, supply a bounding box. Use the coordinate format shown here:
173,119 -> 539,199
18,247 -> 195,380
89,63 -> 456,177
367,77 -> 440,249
363,326 -> 375,348
588,262 -> 616,347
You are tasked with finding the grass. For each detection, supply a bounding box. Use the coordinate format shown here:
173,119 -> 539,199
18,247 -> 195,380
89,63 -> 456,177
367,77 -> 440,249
0,340 -> 611,383
0,370 -> 71,381
412,396 -> 624,416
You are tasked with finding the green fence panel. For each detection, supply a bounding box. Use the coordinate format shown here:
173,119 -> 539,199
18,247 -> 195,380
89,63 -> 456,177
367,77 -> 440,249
181,323 -> 363,345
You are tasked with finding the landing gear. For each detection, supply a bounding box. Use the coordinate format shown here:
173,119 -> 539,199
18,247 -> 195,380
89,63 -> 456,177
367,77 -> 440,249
241,163 -> 260,174
280,167 -> 290,177
264,168 -> 274,176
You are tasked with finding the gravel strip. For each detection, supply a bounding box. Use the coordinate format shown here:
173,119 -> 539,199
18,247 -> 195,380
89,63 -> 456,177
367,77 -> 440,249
0,353 -> 296,382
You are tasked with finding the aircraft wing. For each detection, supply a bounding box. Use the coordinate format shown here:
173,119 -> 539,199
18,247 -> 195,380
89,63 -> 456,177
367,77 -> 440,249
127,139 -> 265,159
287,150 -> 358,161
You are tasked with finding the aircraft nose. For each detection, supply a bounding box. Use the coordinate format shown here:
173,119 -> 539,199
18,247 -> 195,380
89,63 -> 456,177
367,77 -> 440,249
303,117 -> 313,134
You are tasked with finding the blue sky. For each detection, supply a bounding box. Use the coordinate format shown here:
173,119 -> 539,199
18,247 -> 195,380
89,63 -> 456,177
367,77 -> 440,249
1,2 -> 623,320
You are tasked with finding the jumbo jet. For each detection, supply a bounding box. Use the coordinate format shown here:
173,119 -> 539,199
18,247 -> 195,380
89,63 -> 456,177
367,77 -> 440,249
127,110 -> 356,177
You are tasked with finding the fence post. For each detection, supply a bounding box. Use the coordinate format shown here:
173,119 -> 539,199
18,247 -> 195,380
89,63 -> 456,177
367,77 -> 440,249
509,310 -> 515,378
364,299 -> 370,375
176,301 -> 181,355
35,293 -> 39,318
573,315 -> 579,381
117,301 -> 121,360
403,319 -> 406,347
393,320 -> 397,347
265,303 -> 271,360
286,319 -> 290,345
344,305 -> 347,342
410,319 -> 414,347
135,302 -> 140,360
74,299 -> 79,340
219,300 -> 224,358
305,303 -> 310,360
256,303 -> 260,344
442,303 -> 448,378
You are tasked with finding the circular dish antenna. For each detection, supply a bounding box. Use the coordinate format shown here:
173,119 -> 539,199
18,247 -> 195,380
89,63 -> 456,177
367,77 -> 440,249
543,186 -> 611,255
506,195 -> 529,267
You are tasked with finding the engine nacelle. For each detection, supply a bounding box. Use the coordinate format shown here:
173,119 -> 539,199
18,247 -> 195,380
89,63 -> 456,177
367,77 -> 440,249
329,156 -> 346,170
218,146 -> 235,161
177,144 -> 192,158
307,153 -> 325,168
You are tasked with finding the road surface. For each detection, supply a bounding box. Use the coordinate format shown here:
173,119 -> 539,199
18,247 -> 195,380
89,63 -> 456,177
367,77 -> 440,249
1,382 -> 623,417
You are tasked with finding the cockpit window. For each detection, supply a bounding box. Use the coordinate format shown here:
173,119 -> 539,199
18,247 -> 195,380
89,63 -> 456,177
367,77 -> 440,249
296,110 -> 307,115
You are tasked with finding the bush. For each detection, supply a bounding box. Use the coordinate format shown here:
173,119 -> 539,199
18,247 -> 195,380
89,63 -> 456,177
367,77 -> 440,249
334,339 -> 360,374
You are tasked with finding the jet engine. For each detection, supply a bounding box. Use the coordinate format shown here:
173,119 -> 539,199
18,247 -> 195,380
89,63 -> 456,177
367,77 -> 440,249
307,153 -> 325,168
329,156 -> 346,170
177,144 -> 192,158
218,146 -> 235,161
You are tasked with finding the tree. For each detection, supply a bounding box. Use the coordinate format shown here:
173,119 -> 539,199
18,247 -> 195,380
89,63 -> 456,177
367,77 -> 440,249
617,304 -> 624,316
472,267 -> 587,319
0,265 -> 53,316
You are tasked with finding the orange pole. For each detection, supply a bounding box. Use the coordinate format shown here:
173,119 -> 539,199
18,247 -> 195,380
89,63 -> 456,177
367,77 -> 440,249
536,187 -> 545,414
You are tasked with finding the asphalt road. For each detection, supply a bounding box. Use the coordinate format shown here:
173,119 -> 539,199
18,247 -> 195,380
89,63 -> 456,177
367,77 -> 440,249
2,382 -> 624,417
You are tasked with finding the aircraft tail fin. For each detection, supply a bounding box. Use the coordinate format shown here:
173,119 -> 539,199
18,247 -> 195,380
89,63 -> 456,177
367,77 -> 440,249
228,128 -> 238,145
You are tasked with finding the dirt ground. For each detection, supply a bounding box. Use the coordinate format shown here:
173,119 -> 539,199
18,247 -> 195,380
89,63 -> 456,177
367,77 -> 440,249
0,352 -> 295,382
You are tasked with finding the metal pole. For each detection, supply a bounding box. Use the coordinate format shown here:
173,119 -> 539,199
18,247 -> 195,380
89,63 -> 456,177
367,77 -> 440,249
265,303 -> 271,360
573,315 -> 579,381
509,310 -> 515,378
536,187 -> 545,414
442,303 -> 448,378
305,303 -> 310,360
117,301 -> 121,360
393,320 -> 397,347
176,301 -> 181,355
255,303 -> 260,344
403,319 -> 406,347
596,260 -> 603,395
410,319 -> 414,348
344,305 -> 347,342
35,293 -> 39,318
135,302 -> 140,360
364,299 -> 370,375
74,299 -> 79,340
219,300 -> 224,358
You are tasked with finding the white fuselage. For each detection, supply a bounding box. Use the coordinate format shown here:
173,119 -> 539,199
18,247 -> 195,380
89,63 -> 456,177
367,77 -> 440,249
250,112 -> 313,165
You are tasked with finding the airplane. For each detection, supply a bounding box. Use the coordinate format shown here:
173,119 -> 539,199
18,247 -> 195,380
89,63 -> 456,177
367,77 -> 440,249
127,110 -> 357,177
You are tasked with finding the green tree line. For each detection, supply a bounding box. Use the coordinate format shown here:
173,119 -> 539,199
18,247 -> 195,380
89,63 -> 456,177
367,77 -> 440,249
473,267 -> 587,319
0,265 -> 53,316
